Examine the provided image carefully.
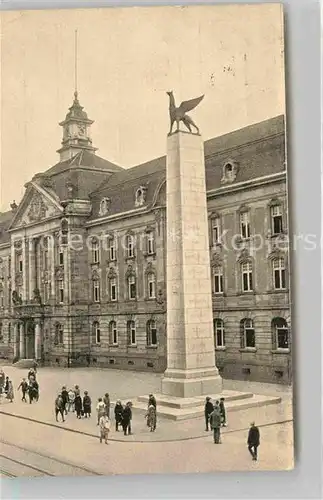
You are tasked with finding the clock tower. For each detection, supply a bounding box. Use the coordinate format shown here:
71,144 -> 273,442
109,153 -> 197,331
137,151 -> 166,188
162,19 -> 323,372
57,91 -> 97,161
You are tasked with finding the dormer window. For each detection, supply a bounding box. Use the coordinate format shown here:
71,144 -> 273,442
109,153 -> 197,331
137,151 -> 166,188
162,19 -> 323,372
135,186 -> 147,207
221,160 -> 238,184
99,198 -> 111,216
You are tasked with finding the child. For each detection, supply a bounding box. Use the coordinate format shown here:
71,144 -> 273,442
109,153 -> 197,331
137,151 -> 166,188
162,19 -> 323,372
219,397 -> 227,427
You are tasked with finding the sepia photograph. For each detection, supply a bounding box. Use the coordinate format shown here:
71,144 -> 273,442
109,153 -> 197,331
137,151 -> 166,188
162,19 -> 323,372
0,4 -> 293,477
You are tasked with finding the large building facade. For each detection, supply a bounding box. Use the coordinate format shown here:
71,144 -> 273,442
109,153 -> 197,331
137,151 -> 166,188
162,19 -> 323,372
0,93 -> 291,384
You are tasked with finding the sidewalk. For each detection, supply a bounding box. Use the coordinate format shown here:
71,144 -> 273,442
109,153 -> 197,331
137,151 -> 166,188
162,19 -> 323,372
0,365 -> 293,443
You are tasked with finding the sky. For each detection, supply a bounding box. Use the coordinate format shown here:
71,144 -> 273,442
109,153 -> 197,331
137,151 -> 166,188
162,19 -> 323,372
0,4 -> 285,212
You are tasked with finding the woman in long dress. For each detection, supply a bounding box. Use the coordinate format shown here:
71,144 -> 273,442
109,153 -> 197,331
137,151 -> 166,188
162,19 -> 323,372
145,404 -> 156,432
6,380 -> 14,402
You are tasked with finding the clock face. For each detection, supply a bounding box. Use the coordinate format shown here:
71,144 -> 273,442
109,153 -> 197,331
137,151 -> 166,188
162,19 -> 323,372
78,124 -> 86,136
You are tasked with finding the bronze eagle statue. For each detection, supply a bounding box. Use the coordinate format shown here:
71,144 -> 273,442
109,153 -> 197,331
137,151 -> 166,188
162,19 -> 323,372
167,91 -> 204,135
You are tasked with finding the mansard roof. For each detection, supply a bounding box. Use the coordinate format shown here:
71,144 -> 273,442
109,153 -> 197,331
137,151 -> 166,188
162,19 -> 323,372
45,150 -> 123,176
0,211 -> 14,245
89,114 -> 285,219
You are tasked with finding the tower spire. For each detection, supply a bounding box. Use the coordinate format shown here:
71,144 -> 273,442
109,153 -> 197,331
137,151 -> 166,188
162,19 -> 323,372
74,29 -> 78,98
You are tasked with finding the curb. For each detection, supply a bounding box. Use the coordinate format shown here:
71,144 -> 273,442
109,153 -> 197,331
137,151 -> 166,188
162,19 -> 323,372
0,409 -> 293,444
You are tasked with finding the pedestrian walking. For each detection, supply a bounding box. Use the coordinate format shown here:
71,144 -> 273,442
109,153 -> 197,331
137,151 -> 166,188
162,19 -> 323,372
99,411 -> 111,444
145,404 -> 156,432
0,369 -> 5,394
247,422 -> 260,461
28,378 -> 39,404
83,391 -> 92,418
219,397 -> 227,427
148,394 -> 157,429
96,398 -> 106,425
204,397 -> 214,431
210,400 -> 222,444
122,401 -> 132,436
55,393 -> 65,422
114,400 -> 123,431
103,393 -> 110,418
6,380 -> 14,402
75,393 -> 83,419
17,378 -> 28,402
61,386 -> 69,415
67,388 -> 75,412
4,376 -> 9,394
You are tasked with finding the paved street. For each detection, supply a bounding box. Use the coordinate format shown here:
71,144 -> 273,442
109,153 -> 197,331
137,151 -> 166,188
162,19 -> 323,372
0,364 -> 294,474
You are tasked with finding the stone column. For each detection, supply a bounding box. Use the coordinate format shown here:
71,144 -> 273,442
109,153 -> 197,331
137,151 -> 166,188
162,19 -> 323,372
34,322 -> 41,360
28,238 -> 35,301
161,131 -> 222,398
10,244 -> 15,293
19,323 -> 25,359
49,234 -> 56,298
13,322 -> 19,358
22,238 -> 27,301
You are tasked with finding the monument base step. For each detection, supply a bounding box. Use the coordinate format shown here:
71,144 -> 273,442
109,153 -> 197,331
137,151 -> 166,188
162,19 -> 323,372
134,390 -> 281,421
12,359 -> 36,369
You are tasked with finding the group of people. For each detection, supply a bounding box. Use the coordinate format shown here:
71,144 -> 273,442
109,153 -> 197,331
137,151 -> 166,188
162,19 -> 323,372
204,397 -> 227,443
54,385 -> 100,422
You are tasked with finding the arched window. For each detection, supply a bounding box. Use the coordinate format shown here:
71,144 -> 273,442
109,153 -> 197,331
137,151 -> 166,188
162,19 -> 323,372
273,258 -> 286,290
146,320 -> 157,346
240,318 -> 255,349
146,230 -> 155,255
272,317 -> 289,350
54,323 -> 64,345
109,320 -> 118,345
213,319 -> 225,348
147,273 -> 156,299
93,321 -> 101,344
127,320 -> 136,345
92,239 -> 100,264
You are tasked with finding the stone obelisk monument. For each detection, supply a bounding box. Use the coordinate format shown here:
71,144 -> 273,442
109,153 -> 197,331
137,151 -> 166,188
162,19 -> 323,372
161,92 -> 222,398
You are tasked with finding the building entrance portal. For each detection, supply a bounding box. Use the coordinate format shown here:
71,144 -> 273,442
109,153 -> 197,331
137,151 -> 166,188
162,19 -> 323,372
24,319 -> 35,359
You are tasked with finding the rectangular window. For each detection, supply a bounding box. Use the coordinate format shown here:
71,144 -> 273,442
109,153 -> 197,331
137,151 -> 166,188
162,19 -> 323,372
128,276 -> 136,300
240,212 -> 251,239
213,267 -> 224,294
212,217 -> 220,245
109,239 -> 116,261
126,235 -> 134,258
18,254 -> 23,273
92,241 -> 100,264
214,319 -> 225,347
110,278 -> 117,301
58,280 -> 64,303
147,321 -> 157,346
59,248 -> 64,266
128,321 -> 136,345
271,205 -> 283,234
93,281 -> 100,302
273,258 -> 286,290
147,232 -> 155,254
242,262 -> 253,292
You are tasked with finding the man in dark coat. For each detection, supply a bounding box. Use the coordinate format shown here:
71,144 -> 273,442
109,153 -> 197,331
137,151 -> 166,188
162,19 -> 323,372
204,397 -> 214,431
74,393 -> 83,419
122,402 -> 132,436
247,422 -> 260,461
209,400 -> 222,444
148,394 -> 157,430
114,400 -> 124,431
219,397 -> 227,427
61,386 -> 69,415
83,391 -> 92,418
17,378 -> 29,402
55,393 -> 65,422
